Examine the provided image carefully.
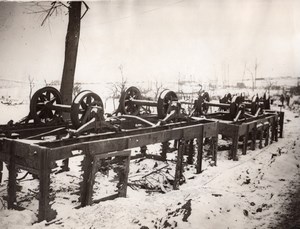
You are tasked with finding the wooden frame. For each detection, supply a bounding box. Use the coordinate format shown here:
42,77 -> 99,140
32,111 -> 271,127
217,112 -> 283,161
0,119 -> 218,222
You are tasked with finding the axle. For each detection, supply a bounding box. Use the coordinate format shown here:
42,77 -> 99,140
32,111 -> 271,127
117,86 -> 178,119
128,99 -> 157,107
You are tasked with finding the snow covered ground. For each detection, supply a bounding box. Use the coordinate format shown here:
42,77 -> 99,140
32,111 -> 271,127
0,96 -> 299,229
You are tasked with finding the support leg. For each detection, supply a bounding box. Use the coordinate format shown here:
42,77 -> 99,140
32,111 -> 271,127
7,141 -> 16,209
196,127 -> 204,174
160,142 -> 168,161
212,132 -> 218,165
61,158 -> 70,172
270,119 -> 275,144
118,154 -> 131,197
173,140 -> 185,190
187,139 -> 194,165
275,117 -> 279,142
265,124 -> 270,147
140,145 -> 147,157
242,125 -> 249,155
251,124 -> 257,150
79,154 -> 94,207
231,135 -> 239,161
258,127 -> 263,149
0,161 -> 3,183
39,149 -> 56,222
279,112 -> 284,138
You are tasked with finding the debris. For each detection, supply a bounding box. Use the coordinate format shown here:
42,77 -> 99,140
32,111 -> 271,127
242,178 -> 251,185
142,165 -> 169,179
140,226 -> 149,229
212,193 -> 222,197
256,207 -> 263,213
243,209 -> 249,216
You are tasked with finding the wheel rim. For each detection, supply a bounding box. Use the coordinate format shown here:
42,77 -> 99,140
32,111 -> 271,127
30,87 -> 62,124
157,89 -> 178,118
119,86 -> 141,115
71,91 -> 103,129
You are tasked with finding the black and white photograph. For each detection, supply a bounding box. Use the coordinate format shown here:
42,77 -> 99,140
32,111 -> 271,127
0,0 -> 299,228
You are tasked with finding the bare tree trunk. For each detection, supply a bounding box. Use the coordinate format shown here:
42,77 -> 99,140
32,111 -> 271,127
60,2 -> 82,110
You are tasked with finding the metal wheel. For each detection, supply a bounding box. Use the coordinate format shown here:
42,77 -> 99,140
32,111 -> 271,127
30,86 -> 62,124
201,92 -> 210,113
251,95 -> 259,115
263,93 -> 270,109
157,89 -> 178,118
70,90 -> 103,129
230,95 -> 243,118
119,86 -> 141,115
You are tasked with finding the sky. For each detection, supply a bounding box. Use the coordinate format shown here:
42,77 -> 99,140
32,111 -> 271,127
0,0 -> 299,85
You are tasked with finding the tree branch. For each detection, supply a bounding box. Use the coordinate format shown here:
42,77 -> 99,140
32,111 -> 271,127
81,1 -> 90,20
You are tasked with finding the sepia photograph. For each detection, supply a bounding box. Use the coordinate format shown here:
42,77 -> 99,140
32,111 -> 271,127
0,0 -> 299,228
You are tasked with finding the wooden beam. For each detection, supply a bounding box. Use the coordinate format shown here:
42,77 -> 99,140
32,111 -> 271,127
38,149 -> 57,222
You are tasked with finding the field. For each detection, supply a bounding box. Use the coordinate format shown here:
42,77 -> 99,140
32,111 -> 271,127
0,87 -> 299,229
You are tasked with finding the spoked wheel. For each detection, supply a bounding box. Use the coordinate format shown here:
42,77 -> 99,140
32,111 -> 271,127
263,93 -> 270,109
251,95 -> 259,115
201,92 -> 210,114
157,89 -> 178,119
230,95 -> 244,118
30,87 -> 63,124
71,90 -> 103,129
119,86 -> 141,115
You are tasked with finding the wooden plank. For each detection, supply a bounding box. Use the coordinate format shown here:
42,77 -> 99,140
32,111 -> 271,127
238,124 -> 248,136
38,120 -> 215,148
3,122 -> 217,162
218,123 -> 238,137
50,123 -> 212,160
4,139 -> 47,159
203,122 -> 218,138
93,150 -> 131,160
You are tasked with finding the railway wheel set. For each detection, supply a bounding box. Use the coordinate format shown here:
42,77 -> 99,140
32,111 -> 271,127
0,85 -> 284,221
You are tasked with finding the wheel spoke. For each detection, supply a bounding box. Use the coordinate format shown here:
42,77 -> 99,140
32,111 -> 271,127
86,95 -> 91,105
49,96 -> 57,104
39,95 -> 45,102
46,91 -> 51,101
38,108 -> 46,119
36,103 -> 44,111
80,100 -> 87,110
46,109 -> 54,119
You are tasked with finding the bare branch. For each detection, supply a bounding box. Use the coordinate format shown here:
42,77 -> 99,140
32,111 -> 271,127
81,1 -> 90,20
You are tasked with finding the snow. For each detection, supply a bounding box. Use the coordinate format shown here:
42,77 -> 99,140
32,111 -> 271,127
0,97 -> 300,229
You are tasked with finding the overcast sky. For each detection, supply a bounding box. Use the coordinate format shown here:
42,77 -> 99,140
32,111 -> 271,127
0,0 -> 299,84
